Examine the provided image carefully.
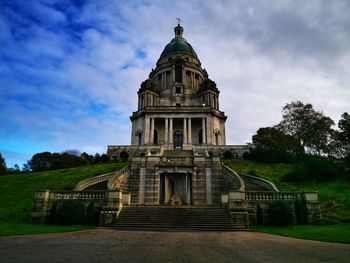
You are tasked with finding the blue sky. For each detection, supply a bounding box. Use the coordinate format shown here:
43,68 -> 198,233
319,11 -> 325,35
1,0 -> 349,168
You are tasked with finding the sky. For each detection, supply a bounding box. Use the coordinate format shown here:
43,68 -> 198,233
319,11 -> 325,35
0,0 -> 349,168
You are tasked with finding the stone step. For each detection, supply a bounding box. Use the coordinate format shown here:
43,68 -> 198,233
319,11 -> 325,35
109,206 -> 244,230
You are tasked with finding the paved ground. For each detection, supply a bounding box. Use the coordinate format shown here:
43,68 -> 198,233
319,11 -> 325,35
0,229 -> 349,263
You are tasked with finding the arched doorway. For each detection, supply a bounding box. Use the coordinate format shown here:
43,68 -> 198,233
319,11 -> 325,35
174,130 -> 183,149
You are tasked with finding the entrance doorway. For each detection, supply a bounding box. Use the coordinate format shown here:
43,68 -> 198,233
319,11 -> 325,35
174,130 -> 183,149
159,173 -> 192,205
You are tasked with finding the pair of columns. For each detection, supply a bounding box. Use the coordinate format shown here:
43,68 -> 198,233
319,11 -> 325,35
147,117 -> 207,145
164,118 -> 193,144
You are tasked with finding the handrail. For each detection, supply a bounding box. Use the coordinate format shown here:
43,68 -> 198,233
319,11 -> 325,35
107,166 -> 130,190
240,174 -> 279,192
221,162 -> 245,191
74,165 -> 129,191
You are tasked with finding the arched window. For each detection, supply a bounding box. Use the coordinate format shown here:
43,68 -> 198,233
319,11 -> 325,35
136,129 -> 143,145
175,65 -> 182,83
138,134 -> 142,145
174,130 -> 183,149
214,129 -> 221,145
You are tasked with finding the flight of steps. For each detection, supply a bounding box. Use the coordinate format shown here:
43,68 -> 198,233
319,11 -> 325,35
109,206 -> 244,231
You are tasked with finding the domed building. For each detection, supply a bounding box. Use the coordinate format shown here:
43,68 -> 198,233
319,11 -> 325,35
31,24 -> 321,229
130,23 -> 226,149
107,23 -> 248,206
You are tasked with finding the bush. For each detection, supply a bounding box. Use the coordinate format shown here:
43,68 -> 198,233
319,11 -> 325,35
249,148 -> 294,164
86,201 -> 100,225
268,201 -> 294,226
283,156 -> 339,182
223,150 -> 233,159
48,202 -> 57,224
54,200 -> 86,225
242,152 -> 250,160
247,169 -> 258,177
120,151 -> 129,161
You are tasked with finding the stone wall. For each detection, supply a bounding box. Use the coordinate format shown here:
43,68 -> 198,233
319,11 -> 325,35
107,144 -> 249,162
223,191 -> 321,225
30,190 -> 130,226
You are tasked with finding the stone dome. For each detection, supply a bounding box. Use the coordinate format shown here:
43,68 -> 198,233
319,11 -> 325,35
160,37 -> 198,58
160,24 -> 198,58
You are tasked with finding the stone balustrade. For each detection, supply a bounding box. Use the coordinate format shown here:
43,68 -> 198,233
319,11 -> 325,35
245,191 -> 298,201
240,174 -> 279,192
75,165 -> 129,191
107,166 -> 130,190
53,191 -> 107,200
224,190 -> 321,224
30,190 -> 124,225
221,163 -> 245,191
161,156 -> 194,165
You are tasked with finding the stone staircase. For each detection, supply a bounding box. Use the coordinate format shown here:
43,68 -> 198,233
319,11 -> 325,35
109,206 -> 244,230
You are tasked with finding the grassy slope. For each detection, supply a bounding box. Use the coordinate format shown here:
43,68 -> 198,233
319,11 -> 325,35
0,163 -> 127,236
225,159 -> 350,243
224,159 -> 350,222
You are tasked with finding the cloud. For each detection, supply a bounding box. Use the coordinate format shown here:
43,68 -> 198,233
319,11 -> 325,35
0,0 -> 349,166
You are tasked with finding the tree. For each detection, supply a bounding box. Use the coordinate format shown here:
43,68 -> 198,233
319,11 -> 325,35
21,163 -> 31,172
0,153 -> 7,175
28,152 -> 52,171
335,112 -> 350,158
100,154 -> 110,163
252,127 -> 298,153
80,152 -> 94,164
277,101 -> 334,155
248,127 -> 299,163
94,153 -> 101,164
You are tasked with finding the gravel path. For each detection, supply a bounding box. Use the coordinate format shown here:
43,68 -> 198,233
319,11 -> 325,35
0,228 -> 349,263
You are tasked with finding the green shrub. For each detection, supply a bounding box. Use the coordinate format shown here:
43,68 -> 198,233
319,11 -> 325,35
223,150 -> 233,159
120,151 -> 129,161
247,169 -> 258,177
283,156 -> 339,182
249,148 -> 294,164
268,201 -> 294,226
55,200 -> 86,225
86,201 -> 100,225
48,202 -> 57,224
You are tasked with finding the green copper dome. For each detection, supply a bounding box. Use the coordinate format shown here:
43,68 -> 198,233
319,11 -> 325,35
161,37 -> 198,58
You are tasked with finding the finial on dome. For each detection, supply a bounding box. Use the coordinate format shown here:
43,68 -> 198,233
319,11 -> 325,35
174,18 -> 183,38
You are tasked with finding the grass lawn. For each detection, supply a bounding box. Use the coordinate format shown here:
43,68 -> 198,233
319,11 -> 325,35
0,162 -> 127,236
253,224 -> 350,243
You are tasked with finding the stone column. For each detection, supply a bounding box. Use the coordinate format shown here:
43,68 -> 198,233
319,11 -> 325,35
169,118 -> 173,144
206,167 -> 212,205
139,167 -> 146,205
183,118 -> 187,144
150,118 -> 154,144
202,118 -> 206,144
188,118 -> 192,144
144,117 -> 150,144
165,118 -> 168,144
